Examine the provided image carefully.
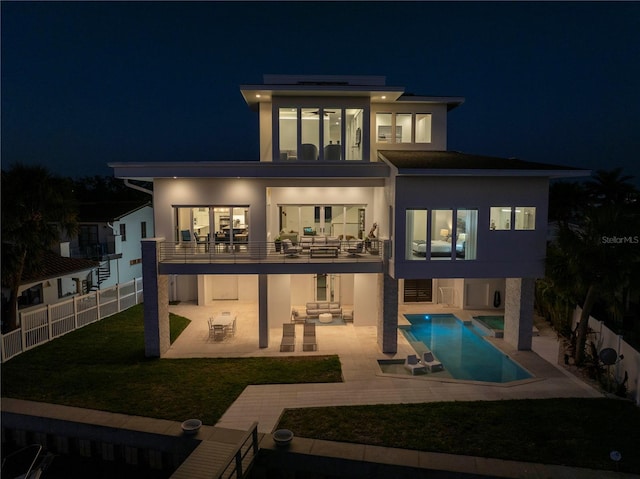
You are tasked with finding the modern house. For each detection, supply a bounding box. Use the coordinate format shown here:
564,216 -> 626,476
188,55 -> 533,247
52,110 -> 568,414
64,201 -> 154,290
110,74 -> 589,358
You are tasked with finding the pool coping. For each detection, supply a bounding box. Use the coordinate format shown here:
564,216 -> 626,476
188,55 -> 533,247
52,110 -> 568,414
395,313 -> 546,386
375,358 -> 546,388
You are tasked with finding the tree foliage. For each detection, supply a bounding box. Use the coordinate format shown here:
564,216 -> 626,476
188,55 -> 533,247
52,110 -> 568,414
1,164 -> 79,330
544,168 -> 640,365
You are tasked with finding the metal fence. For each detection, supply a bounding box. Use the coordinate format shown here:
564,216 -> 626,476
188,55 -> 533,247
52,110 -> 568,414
1,277 -> 143,363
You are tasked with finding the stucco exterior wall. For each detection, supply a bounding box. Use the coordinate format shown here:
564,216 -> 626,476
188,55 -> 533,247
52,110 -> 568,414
392,176 -> 549,279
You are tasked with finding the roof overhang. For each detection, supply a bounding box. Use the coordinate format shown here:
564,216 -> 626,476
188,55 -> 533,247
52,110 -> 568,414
378,150 -> 591,179
109,161 -> 390,181
240,84 -> 406,110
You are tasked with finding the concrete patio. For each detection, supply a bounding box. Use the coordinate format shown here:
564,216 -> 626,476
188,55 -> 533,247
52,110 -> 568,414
165,301 -> 603,434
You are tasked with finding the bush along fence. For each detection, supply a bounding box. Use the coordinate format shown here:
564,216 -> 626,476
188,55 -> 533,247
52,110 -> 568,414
571,306 -> 640,406
1,278 -> 143,362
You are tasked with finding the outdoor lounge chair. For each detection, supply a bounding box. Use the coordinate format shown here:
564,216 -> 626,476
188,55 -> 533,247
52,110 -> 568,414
302,323 -> 317,351
346,240 -> 364,257
282,239 -> 303,257
280,323 -> 296,352
422,351 -> 444,372
404,354 -> 427,375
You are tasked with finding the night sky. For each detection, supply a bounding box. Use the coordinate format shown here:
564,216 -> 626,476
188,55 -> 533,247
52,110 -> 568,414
2,2 -> 639,183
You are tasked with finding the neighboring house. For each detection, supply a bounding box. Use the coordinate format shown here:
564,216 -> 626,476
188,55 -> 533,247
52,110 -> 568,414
110,74 -> 589,358
1,249 -> 98,331
64,201 -> 154,290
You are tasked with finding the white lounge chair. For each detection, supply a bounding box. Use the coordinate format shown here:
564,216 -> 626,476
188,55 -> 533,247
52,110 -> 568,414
404,354 -> 427,375
303,323 -> 317,351
280,323 -> 296,352
422,351 -> 444,372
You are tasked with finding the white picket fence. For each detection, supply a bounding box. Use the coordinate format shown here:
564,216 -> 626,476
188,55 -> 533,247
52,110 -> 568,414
1,278 -> 143,362
573,306 -> 640,406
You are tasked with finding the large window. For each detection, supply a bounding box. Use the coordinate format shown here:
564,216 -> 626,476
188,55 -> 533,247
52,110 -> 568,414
280,204 -> 366,239
515,207 -> 536,230
278,107 -> 363,161
174,206 -> 249,250
431,209 -> 453,260
415,114 -> 432,143
406,208 -> 477,260
456,209 -> 477,260
376,112 -> 433,145
406,209 -> 427,260
490,206 -> 536,231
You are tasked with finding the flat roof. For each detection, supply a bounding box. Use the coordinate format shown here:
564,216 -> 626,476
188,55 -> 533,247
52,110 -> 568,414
378,150 -> 591,178
239,74 -> 464,111
109,161 -> 390,181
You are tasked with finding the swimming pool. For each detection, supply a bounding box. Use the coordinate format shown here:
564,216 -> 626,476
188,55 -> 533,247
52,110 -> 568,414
400,314 -> 532,383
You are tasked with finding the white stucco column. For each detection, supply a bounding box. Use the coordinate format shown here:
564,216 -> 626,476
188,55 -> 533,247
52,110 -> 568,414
258,274 -> 268,348
141,239 -> 170,358
504,277 -> 535,351
378,273 -> 398,353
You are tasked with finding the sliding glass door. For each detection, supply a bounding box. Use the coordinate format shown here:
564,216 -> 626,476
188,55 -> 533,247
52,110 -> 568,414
279,204 -> 366,239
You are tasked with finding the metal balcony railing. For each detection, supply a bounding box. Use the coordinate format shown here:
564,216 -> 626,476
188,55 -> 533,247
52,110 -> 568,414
158,241 -> 384,265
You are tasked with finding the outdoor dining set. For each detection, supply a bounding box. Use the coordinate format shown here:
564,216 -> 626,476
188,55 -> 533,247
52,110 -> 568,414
208,312 -> 237,341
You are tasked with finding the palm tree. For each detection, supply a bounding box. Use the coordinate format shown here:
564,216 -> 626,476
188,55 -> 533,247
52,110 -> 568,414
548,168 -> 639,365
1,164 -> 78,331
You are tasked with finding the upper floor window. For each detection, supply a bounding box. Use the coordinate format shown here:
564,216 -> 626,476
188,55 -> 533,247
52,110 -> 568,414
141,221 -> 147,239
406,208 -> 477,261
120,224 -> 127,241
415,114 -> 432,143
174,206 -> 249,247
279,107 -> 363,161
490,206 -> 536,230
376,112 -> 432,144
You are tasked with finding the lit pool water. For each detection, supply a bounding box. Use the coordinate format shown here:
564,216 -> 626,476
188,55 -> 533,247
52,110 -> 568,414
401,314 -> 532,383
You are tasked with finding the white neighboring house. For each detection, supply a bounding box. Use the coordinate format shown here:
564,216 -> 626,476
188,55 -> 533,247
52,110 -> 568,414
110,74 -> 590,358
1,249 -> 98,330
66,201 -> 154,289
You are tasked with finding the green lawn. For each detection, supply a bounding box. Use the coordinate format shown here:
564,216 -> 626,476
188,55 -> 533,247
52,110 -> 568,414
3,304 -> 640,473
278,399 -> 640,473
1,304 -> 342,425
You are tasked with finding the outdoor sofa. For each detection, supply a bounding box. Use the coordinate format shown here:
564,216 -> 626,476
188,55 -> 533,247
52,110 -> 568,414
305,302 -> 342,318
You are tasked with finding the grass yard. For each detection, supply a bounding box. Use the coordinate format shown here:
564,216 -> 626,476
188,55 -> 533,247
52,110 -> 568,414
0,304 -> 342,425
3,303 -> 640,473
278,398 -> 640,473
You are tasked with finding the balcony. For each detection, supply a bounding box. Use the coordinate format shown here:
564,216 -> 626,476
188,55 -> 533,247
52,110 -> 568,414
158,241 -> 384,265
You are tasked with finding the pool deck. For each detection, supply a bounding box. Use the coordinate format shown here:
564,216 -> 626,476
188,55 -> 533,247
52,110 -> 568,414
163,301 -> 603,434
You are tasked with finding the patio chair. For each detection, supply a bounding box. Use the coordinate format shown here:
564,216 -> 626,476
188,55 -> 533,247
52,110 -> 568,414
225,318 -> 236,337
422,351 -> 444,372
404,354 -> 427,375
346,240 -> 364,257
303,323 -> 317,351
212,324 -> 226,341
291,309 -> 307,324
280,323 -> 296,352
282,239 -> 303,257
